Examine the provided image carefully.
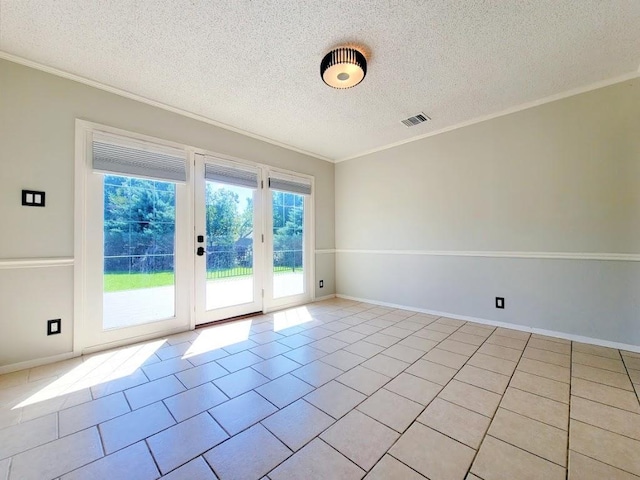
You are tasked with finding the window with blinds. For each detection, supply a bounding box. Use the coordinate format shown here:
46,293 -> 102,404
204,161 -> 259,189
268,173 -> 312,195
92,133 -> 187,182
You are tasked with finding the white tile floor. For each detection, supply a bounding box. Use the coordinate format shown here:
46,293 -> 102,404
1,298 -> 640,479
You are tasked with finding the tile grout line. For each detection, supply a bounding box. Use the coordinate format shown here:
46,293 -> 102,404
260,423 -> 362,477
143,437 -> 164,477
502,363 -> 568,384
263,314 -> 460,478
317,437 -> 368,476
11,301 -> 637,479
57,388 -> 196,465
567,344 -> 640,477
566,407 -> 640,443
565,373 -> 633,393
337,320 -> 498,477
55,411 -> 60,441
566,341 -> 573,480
496,404 -> 567,432
259,312 -> 434,477
96,418 -> 108,461
568,389 -> 640,414
462,329 -> 533,479
0,308 -> 382,478
571,361 -> 632,375
565,420 -> 640,478
131,376 -> 286,476
381,334 -> 505,473
286,318 -> 441,419
0,306 -> 568,470
383,453 -> 431,480
481,432 -> 568,469
0,305 -> 426,480
620,352 -> 640,405
506,384 -> 568,404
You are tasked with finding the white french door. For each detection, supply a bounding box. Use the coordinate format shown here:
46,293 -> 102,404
194,158 -> 314,324
77,123 -> 314,351
81,130 -> 191,350
264,172 -> 313,311
194,155 -> 263,324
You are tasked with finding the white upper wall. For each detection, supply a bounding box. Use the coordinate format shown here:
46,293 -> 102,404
334,78 -> 640,347
0,58 -> 335,259
336,79 -> 640,254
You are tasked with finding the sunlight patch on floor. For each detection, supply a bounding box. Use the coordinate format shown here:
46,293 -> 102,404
273,306 -> 313,332
183,320 -> 252,359
13,340 -> 166,409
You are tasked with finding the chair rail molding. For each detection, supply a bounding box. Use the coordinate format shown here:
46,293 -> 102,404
0,257 -> 75,269
334,249 -> 640,262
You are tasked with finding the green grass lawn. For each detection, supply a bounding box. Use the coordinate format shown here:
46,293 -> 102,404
104,266 -> 303,292
104,272 -> 176,292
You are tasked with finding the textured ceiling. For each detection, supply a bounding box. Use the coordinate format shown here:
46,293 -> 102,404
1,1 -> 639,162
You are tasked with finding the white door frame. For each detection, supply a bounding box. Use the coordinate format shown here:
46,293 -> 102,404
263,167 -> 315,312
193,154 -> 265,325
75,120 -> 194,354
74,120 -> 315,355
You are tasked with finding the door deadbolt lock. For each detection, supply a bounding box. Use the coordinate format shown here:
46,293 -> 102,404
197,246 -> 205,256
197,235 -> 204,243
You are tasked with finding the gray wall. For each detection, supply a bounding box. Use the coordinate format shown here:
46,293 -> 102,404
336,79 -> 640,346
0,58 -> 335,367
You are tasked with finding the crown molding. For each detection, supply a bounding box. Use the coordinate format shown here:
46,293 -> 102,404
336,71 -> 640,163
3,51 -> 638,165
0,51 -> 333,164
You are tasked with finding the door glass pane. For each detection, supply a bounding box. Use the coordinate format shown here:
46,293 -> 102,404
206,181 -> 255,310
103,175 -> 176,329
272,191 -> 305,298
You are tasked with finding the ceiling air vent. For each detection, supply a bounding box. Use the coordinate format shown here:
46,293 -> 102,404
401,113 -> 430,127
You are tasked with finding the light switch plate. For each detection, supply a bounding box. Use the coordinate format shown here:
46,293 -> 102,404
22,190 -> 46,207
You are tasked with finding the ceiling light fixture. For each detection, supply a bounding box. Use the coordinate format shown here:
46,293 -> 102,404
320,47 -> 367,89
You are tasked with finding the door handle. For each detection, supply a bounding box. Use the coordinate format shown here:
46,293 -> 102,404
197,247 -> 205,256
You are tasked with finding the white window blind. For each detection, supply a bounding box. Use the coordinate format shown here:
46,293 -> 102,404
92,133 -> 187,182
204,160 -> 259,189
268,172 -> 312,195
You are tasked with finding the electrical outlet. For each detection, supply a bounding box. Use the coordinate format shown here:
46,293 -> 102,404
47,319 -> 61,335
319,280 -> 324,288
495,297 -> 505,309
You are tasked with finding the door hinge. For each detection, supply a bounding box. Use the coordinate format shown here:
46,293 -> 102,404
261,234 -> 264,243
261,180 -> 264,189
262,289 -> 264,298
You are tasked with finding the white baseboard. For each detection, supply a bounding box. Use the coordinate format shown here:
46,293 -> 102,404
336,294 -> 640,354
314,294 -> 336,302
0,352 -> 78,375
